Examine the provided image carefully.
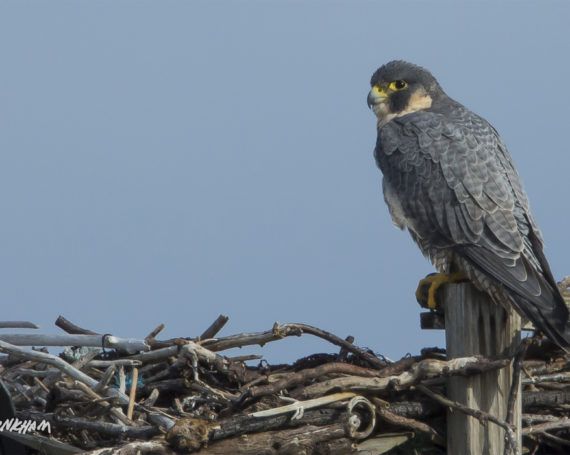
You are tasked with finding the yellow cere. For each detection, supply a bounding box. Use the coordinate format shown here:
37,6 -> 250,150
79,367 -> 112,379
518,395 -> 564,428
372,85 -> 386,95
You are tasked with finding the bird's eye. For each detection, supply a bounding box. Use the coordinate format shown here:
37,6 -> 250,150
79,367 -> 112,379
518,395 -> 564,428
390,80 -> 408,91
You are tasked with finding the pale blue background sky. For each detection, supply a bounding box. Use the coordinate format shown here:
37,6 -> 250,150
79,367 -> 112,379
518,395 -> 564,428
0,2 -> 568,363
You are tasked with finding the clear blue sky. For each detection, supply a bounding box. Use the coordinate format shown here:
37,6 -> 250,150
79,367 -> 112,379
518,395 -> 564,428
0,2 -> 568,363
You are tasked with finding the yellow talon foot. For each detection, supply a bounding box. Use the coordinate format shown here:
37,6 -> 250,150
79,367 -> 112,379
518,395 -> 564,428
415,273 -> 467,310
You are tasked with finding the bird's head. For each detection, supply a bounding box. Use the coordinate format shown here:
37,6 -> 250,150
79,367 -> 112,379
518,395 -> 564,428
368,60 -> 444,128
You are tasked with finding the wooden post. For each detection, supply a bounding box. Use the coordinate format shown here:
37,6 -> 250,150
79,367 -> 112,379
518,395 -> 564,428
443,283 -> 521,454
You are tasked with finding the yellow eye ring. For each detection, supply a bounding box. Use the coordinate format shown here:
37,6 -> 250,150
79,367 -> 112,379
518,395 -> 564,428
389,80 -> 408,91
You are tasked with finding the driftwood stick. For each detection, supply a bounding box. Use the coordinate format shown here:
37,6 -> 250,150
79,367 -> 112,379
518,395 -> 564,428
37,346 -> 101,391
0,430 -> 83,455
69,380 -> 132,425
337,335 -> 354,361
141,378 -> 189,395
522,414 -> 561,424
249,392 -> 357,418
227,394 -> 374,441
227,354 -> 262,362
70,348 -> 101,370
143,388 -> 160,407
163,395 -> 363,446
206,423 -> 352,454
179,341 -> 229,373
188,433 -> 413,455
127,367 -> 139,420
372,397 -> 444,446
0,340 -> 98,389
0,334 -> 149,354
373,355 -> 420,377
0,321 -> 40,329
145,324 -> 166,341
0,340 -> 134,408
522,417 -> 570,435
190,380 -> 238,401
523,390 -> 570,408
45,384 -> 91,406
247,362 -> 385,400
417,384 -> 520,455
538,430 -> 570,448
130,345 -> 179,364
199,323 -> 303,351
167,420 -> 352,454
507,340 -> 529,428
383,399 -> 442,420
281,323 -> 386,368
118,365 -> 126,394
298,355 -> 509,399
55,316 -> 99,335
200,315 -> 229,340
140,363 -> 174,385
202,322 -> 386,369
89,359 -> 142,368
82,441 -> 176,455
167,408 -> 348,446
34,376 -> 50,393
523,371 -> 570,385
55,415 -> 160,439
523,358 -> 568,376
9,368 -> 60,378
148,412 -> 176,431
83,434 -> 408,455
94,365 -> 116,393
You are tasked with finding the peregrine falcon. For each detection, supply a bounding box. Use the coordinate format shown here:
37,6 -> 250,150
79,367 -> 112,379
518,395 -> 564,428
367,60 -> 569,350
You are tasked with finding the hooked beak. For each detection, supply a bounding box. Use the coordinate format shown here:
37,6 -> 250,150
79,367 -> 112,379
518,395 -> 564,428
367,85 -> 387,109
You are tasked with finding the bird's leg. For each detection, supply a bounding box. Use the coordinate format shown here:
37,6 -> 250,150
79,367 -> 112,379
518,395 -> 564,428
416,272 -> 468,309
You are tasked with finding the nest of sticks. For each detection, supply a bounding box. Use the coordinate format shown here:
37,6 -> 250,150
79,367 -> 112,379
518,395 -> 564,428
0,308 -> 569,455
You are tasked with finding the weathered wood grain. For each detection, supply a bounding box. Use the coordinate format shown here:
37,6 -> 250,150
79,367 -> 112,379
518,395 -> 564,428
443,283 -> 521,455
